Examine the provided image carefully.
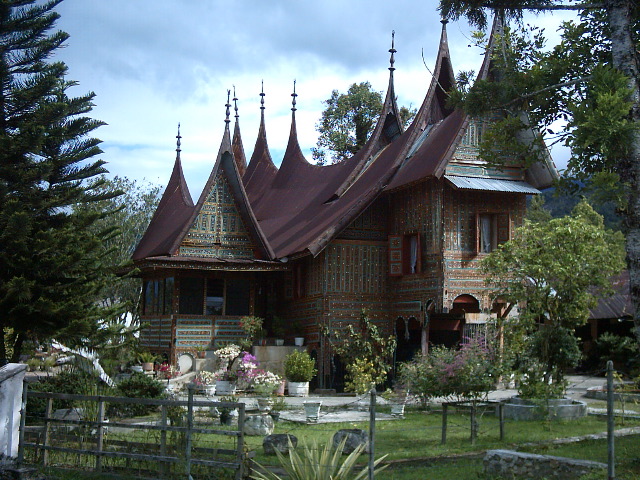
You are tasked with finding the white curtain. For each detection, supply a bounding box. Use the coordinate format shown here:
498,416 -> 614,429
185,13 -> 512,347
480,215 -> 492,253
410,235 -> 418,273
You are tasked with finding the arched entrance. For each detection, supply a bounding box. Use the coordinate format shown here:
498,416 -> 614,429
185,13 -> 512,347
395,316 -> 421,364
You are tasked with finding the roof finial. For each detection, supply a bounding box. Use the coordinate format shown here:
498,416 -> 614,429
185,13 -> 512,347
225,89 -> 231,125
176,122 -> 181,156
233,85 -> 239,119
440,16 -> 448,26
291,80 -> 297,112
389,30 -> 396,72
260,80 -> 265,111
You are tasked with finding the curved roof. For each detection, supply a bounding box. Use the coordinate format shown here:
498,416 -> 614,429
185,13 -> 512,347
132,152 -> 194,260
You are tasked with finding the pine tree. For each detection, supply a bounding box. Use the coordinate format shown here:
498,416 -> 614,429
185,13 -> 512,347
0,0 -> 117,363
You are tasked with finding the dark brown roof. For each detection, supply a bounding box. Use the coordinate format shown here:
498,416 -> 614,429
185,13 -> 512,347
232,116 -> 247,177
132,153 -> 194,260
590,271 -> 633,320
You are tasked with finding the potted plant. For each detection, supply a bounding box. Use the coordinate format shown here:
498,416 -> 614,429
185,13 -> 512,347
217,396 -> 238,426
193,345 -> 207,359
284,350 -> 317,397
213,344 -> 241,395
252,370 -> 282,412
271,316 -> 286,346
240,316 -> 264,349
291,319 -> 305,346
381,387 -> 409,417
269,396 -> 286,423
137,351 -> 157,372
194,371 -> 217,395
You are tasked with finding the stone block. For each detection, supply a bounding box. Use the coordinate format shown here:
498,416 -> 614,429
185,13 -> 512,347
243,414 -> 274,436
263,434 -> 298,455
332,429 -> 369,454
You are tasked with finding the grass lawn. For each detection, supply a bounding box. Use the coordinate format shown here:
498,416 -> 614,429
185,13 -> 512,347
26,407 -> 640,479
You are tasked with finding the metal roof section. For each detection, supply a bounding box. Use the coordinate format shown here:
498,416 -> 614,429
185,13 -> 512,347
444,175 -> 540,194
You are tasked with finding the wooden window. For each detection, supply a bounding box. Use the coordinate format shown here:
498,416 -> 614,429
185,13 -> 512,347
205,279 -> 224,315
476,212 -> 510,254
143,278 -> 174,315
226,279 -> 250,316
179,277 -> 204,315
388,234 -> 421,276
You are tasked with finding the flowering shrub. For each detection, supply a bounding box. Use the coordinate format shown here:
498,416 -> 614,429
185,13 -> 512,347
194,371 -> 217,386
345,358 -> 378,395
251,370 -> 282,395
214,344 -> 241,369
157,363 -> 178,380
399,337 -> 497,406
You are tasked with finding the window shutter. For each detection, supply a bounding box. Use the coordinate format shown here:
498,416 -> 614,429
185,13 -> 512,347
388,235 -> 403,276
475,213 -> 481,253
496,213 -> 510,245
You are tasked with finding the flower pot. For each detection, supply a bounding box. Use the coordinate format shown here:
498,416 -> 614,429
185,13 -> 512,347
274,380 -> 286,396
390,404 -> 405,417
197,351 -> 206,359
287,381 -> 309,397
216,380 -> 237,396
142,362 -> 154,372
220,409 -> 237,426
294,337 -> 304,346
269,411 -> 281,423
204,384 -> 216,396
131,365 -> 143,373
275,339 -> 284,346
303,401 -> 322,423
257,397 -> 274,413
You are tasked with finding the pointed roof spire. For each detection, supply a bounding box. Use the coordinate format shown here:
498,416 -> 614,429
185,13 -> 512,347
291,79 -> 297,112
233,85 -> 239,120
260,80 -> 265,112
232,86 -> 248,177
176,122 -> 182,158
389,30 -> 396,72
224,89 -> 231,126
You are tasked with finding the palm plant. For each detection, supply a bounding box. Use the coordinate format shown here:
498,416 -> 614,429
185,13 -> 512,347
250,436 -> 387,480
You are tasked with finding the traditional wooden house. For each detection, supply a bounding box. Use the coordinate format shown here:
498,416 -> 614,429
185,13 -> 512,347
132,18 -> 557,389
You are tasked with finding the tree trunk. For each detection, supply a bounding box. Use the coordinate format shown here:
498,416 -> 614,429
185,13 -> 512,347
10,331 -> 25,363
604,0 -> 640,346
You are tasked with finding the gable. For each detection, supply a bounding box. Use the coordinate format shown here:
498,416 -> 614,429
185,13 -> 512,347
179,172 -> 255,259
446,118 -> 525,182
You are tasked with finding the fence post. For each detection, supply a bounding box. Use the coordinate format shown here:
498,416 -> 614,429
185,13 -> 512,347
607,360 -> 615,480
95,397 -> 105,472
186,384 -> 194,479
470,403 -> 477,445
41,396 -> 53,467
498,402 -> 505,441
441,404 -> 448,445
160,403 -> 168,478
236,402 -> 245,480
368,384 -> 376,480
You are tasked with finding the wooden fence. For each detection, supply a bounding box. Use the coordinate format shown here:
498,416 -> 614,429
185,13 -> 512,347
19,386 -> 248,479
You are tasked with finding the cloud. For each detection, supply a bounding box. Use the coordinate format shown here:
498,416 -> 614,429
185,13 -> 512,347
52,0 -> 575,196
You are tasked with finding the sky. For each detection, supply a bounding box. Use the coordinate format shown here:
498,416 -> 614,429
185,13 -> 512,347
52,1 -> 576,197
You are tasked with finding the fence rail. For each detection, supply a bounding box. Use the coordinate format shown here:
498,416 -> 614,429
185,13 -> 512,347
19,386 -> 248,480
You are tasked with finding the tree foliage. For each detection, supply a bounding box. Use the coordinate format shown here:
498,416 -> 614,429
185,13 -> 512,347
482,200 -> 626,390
439,0 -> 640,346
312,82 -> 415,165
326,310 -> 396,393
0,0 -> 117,363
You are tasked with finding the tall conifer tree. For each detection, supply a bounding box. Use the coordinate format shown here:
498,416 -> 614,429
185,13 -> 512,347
0,0 -> 116,363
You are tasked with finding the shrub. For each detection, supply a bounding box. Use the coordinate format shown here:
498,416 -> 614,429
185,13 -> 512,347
110,372 -> 166,417
26,369 -> 107,418
398,337 -> 497,406
284,350 -> 317,382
